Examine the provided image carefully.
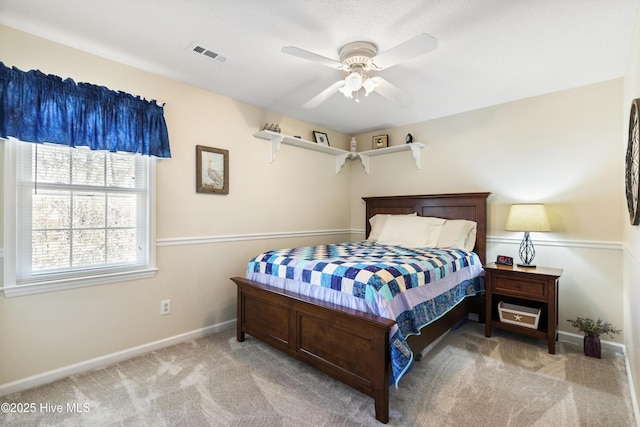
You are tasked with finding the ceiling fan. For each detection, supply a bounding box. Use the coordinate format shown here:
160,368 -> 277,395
281,33 -> 437,108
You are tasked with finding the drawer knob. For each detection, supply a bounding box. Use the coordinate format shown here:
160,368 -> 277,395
516,284 -> 521,289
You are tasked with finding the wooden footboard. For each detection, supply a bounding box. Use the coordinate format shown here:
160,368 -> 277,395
232,276 -> 396,423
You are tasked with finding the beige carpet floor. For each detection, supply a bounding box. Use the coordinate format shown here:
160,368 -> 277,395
1,321 -> 635,426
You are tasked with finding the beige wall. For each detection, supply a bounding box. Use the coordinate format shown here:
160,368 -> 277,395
623,3 -> 640,419
0,25 -> 352,385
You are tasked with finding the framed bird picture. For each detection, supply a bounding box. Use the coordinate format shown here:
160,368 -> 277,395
196,145 -> 229,194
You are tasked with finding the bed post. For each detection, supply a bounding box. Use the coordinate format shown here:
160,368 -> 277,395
236,285 -> 245,342
372,327 -> 390,423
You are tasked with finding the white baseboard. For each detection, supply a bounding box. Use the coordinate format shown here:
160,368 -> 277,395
626,354 -> 640,427
0,319 -> 236,397
557,330 -> 626,356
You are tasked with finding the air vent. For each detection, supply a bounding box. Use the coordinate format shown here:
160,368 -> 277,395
190,43 -> 229,64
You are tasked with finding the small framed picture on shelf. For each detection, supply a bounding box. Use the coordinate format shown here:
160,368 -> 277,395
372,135 -> 388,150
196,145 -> 229,194
313,131 -> 330,146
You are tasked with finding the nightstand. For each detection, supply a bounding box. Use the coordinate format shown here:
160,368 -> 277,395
484,262 -> 563,353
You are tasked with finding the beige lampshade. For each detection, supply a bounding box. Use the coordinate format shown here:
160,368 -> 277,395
505,204 -> 551,232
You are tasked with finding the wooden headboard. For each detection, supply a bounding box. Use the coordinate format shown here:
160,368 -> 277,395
362,192 -> 491,265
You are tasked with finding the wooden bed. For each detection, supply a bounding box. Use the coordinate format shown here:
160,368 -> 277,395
231,192 -> 490,423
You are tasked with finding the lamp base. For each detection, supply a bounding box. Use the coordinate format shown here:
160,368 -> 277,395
517,232 -> 537,268
517,263 -> 537,268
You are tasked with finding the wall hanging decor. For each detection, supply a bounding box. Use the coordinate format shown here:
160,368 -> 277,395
626,98 -> 639,225
196,145 -> 229,194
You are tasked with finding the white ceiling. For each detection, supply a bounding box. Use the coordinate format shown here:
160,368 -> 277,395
0,0 -> 638,135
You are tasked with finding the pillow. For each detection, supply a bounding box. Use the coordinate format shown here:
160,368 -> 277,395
367,213 -> 416,241
436,219 -> 477,251
376,216 -> 445,248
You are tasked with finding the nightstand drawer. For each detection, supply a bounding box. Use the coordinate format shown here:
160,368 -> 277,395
493,276 -> 546,298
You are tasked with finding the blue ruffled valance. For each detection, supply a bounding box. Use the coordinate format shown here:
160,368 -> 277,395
0,62 -> 171,158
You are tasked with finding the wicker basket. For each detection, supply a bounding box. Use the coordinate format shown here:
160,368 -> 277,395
498,301 -> 541,329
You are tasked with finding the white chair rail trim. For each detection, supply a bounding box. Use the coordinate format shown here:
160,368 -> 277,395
156,229 -> 353,247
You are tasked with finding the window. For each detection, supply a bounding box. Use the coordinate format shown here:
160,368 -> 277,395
2,138 -> 157,296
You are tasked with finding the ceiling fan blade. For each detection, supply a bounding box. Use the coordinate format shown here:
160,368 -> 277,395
281,46 -> 344,69
303,80 -> 345,108
370,33 -> 437,70
370,77 -> 411,106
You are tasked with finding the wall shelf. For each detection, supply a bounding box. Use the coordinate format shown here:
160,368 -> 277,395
253,130 -> 425,174
355,143 -> 425,174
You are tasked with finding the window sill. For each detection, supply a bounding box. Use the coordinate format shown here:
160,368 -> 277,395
1,268 -> 158,297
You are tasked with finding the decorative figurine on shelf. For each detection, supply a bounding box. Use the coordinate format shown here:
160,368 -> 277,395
350,137 -> 357,153
405,133 -> 413,144
261,123 -> 281,133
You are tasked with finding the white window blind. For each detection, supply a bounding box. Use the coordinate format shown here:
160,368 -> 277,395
3,138 -> 157,296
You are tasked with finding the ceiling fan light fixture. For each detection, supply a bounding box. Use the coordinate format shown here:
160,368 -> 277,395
344,71 -> 363,91
339,71 -> 364,99
338,84 -> 354,99
362,77 -> 377,96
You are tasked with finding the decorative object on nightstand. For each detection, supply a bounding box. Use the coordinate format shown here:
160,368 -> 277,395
484,263 -> 563,354
566,317 -> 621,359
495,255 -> 513,266
505,203 -> 551,267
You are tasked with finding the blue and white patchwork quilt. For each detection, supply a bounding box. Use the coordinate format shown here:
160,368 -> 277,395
246,240 -> 485,386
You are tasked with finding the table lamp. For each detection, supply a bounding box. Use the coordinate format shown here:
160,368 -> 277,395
505,204 -> 551,267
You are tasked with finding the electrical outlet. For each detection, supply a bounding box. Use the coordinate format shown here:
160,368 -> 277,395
160,299 -> 171,315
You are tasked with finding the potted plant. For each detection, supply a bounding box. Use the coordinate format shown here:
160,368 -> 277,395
566,317 -> 621,358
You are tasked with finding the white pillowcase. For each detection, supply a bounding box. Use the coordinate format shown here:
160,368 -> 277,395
367,213 -> 416,241
436,219 -> 477,251
376,216 -> 445,248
